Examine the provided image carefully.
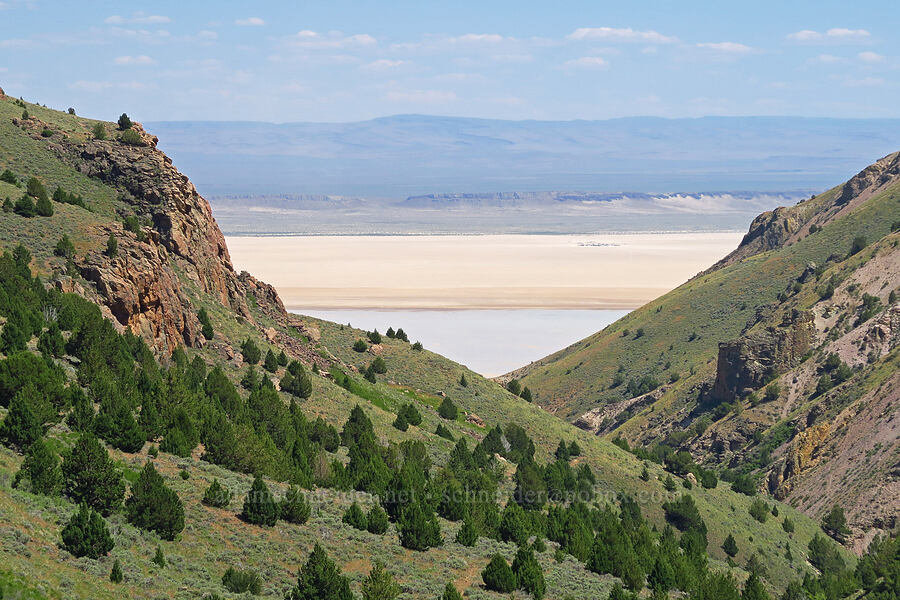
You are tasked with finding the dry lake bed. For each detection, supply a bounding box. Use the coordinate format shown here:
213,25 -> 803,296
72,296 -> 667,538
226,232 -> 742,375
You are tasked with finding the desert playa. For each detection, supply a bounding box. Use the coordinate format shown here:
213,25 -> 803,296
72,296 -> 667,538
226,232 -> 744,310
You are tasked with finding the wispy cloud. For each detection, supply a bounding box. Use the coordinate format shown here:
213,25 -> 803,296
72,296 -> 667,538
858,51 -> 884,63
286,30 -> 376,49
696,42 -> 752,54
568,27 -> 677,44
114,55 -> 156,66
235,17 -> 265,26
564,56 -> 609,68
362,59 -> 407,70
787,28 -> 871,43
105,12 -> 170,25
448,33 -> 506,44
809,53 -> 847,65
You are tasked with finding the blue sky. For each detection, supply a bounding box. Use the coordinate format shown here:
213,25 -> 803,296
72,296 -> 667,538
0,0 -> 897,122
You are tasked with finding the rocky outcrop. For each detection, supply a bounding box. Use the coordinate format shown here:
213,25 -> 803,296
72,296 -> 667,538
712,310 -> 815,402
837,151 -> 900,205
766,424 -> 830,499
44,123 -> 292,353
77,226 -> 201,352
574,388 -> 662,435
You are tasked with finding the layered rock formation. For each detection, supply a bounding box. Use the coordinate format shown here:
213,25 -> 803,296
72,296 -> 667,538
711,309 -> 815,402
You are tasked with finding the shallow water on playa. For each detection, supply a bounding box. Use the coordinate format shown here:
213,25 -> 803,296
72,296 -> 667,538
298,309 -> 629,377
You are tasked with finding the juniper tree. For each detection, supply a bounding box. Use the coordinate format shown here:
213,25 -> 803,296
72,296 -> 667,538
398,500 -> 442,551
62,434 -> 124,515
281,486 -> 311,524
14,437 -> 62,495
117,113 -> 133,130
202,479 -> 232,508
109,559 -> 123,583
241,338 -> 261,364
61,503 -> 115,559
264,349 -> 279,373
441,582 -> 463,600
0,385 -> 44,450
361,562 -> 400,600
455,516 -> 478,546
125,461 -> 185,540
197,308 -> 214,340
723,533 -> 739,557
54,235 -> 75,260
366,504 -> 389,534
481,554 -> 517,593
92,122 -> 107,139
287,543 -> 353,600
512,546 -> 545,600
105,234 -> 118,257
438,396 -> 458,420
241,474 -> 280,526
342,502 -> 368,530
152,545 -> 166,567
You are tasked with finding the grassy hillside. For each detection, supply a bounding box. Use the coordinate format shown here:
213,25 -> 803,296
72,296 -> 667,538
0,92 -> 861,600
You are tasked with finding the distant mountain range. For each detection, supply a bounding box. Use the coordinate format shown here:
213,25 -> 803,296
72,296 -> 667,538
147,115 -> 900,198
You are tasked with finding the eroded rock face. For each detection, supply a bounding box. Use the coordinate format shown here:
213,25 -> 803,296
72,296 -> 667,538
49,124 -> 292,354
837,151 -> 900,204
712,310 -> 815,402
78,227 -> 200,352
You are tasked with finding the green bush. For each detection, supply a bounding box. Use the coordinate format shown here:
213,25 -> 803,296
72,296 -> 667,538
361,562 -> 399,600
202,479 -> 232,508
222,567 -> 263,595
62,434 -> 125,515
92,122 -> 107,140
120,129 -> 143,145
366,504 -> 389,534
287,543 -> 353,600
353,339 -> 368,352
281,486 -> 311,524
61,504 -> 114,559
109,559 -> 123,583
13,438 -> 62,495
125,461 -> 185,540
241,474 -> 280,526
342,502 -> 368,530
117,113 -> 133,130
481,554 -> 517,593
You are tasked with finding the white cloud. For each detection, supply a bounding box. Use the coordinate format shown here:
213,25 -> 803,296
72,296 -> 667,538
385,89 -> 456,103
195,30 -> 218,41
858,51 -> 884,63
696,42 -> 752,54
235,17 -> 265,26
827,28 -> 870,39
105,12 -> 170,25
786,29 -> 821,42
449,33 -> 506,43
287,30 -> 376,49
114,55 -> 156,66
564,56 -> 609,68
810,53 -> 846,64
787,28 -> 871,43
568,27 -> 677,44
362,59 -> 406,70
